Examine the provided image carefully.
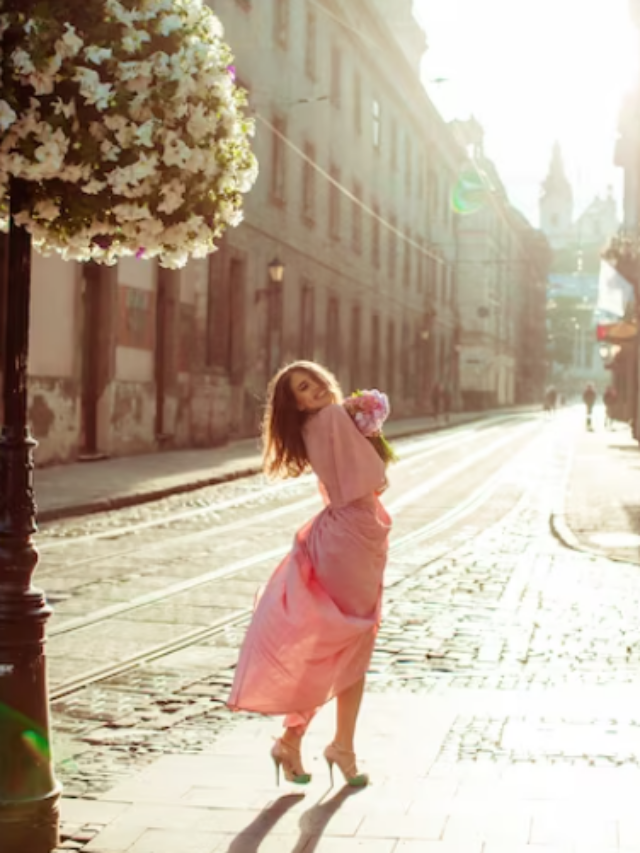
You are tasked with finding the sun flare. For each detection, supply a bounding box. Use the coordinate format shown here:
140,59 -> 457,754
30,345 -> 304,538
415,0 -> 637,224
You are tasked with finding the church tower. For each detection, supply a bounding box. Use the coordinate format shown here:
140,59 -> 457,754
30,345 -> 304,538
539,142 -> 573,249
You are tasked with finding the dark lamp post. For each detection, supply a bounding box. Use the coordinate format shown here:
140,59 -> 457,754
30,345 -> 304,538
0,177 -> 61,851
268,256 -> 285,284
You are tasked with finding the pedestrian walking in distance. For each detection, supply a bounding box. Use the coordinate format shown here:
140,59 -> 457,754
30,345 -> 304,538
603,385 -> 617,429
228,361 -> 392,788
583,382 -> 596,431
543,385 -> 557,416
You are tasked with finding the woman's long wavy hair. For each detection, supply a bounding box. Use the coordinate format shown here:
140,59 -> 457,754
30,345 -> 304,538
262,361 -> 343,479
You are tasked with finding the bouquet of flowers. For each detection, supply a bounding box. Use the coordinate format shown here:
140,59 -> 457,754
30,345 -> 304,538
343,389 -> 397,466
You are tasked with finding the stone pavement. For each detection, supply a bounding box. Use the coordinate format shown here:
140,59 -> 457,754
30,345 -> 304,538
57,689 -> 640,853
35,409 -> 517,522
551,406 -> 640,564
51,415 -> 640,852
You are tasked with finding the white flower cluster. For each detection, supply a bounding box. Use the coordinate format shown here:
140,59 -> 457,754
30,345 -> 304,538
0,0 -> 257,268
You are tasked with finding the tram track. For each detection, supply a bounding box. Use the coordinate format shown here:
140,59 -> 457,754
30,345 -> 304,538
38,413 -> 524,554
38,418 -> 515,583
48,419 -> 536,637
49,418 -> 543,701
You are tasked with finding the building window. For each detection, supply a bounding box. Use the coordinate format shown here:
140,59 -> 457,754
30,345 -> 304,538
371,313 -> 380,386
227,259 -> 246,383
351,181 -> 362,254
372,99 -> 381,149
428,257 -> 436,298
330,44 -> 341,108
353,71 -> 362,134
387,214 -> 397,280
430,170 -> 438,219
267,281 -> 283,377
371,202 -> 380,269
305,3 -> 317,80
441,178 -> 449,221
326,295 -> 340,374
302,141 -> 315,223
207,254 -> 246,385
329,165 -> 341,241
403,232 -> 412,289
270,115 -> 286,206
402,320 -> 410,399
386,320 -> 395,395
300,280 -> 315,360
439,336 -> 447,382
274,0 -> 290,48
119,286 -> 154,350
435,263 -> 442,304
349,304 -> 361,391
390,117 -> 397,171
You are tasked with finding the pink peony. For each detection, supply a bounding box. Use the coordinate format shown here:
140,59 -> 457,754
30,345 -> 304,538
343,389 -> 390,437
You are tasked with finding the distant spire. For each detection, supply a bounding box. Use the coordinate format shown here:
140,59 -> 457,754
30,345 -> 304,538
541,142 -> 572,200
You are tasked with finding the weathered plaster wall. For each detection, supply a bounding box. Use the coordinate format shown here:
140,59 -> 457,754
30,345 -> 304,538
29,378 -> 80,465
29,253 -> 81,465
108,257 -> 156,455
108,380 -> 156,456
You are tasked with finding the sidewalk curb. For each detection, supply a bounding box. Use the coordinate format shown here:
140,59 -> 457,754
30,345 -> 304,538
37,464 -> 263,525
37,408 -> 533,524
549,511 -> 640,567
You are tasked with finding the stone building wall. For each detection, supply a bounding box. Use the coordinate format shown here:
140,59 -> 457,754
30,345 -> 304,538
10,0 -> 544,466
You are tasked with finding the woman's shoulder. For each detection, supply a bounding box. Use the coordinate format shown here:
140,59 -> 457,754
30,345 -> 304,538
306,402 -> 341,422
303,403 -> 349,439
313,403 -> 350,426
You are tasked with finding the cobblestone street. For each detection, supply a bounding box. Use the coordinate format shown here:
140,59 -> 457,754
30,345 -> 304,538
44,410 -> 640,852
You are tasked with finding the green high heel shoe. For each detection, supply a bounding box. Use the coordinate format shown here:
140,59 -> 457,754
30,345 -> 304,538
324,742 -> 369,788
270,738 -> 312,786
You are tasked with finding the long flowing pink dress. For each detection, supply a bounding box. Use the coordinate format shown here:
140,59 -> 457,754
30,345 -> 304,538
227,403 -> 391,730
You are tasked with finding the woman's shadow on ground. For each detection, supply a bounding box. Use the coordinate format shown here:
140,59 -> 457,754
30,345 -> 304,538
224,786 -> 363,853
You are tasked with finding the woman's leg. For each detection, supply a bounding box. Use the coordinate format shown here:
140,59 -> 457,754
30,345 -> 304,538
281,724 -> 304,750
333,675 -> 365,752
280,712 -> 314,775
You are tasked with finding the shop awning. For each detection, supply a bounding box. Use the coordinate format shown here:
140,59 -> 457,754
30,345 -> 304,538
596,321 -> 637,344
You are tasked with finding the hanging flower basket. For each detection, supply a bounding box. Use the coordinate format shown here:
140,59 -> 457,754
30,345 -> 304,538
0,0 -> 258,268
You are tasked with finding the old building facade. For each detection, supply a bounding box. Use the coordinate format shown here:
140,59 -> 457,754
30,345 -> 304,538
542,144 -> 619,395
1,0 -> 546,466
452,119 -> 549,409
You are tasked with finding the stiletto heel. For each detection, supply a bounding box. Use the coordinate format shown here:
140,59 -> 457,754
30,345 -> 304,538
323,743 -> 369,788
325,756 -> 334,786
270,738 -> 311,786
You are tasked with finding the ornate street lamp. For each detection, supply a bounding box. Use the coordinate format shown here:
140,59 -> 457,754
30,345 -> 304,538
256,257 -> 286,303
268,256 -> 285,284
0,180 -> 60,851
0,4 -> 257,850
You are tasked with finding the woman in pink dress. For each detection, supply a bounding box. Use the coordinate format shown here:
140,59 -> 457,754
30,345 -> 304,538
228,361 -> 391,787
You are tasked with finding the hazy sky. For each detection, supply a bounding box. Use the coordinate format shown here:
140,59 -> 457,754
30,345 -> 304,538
413,0 -> 637,228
